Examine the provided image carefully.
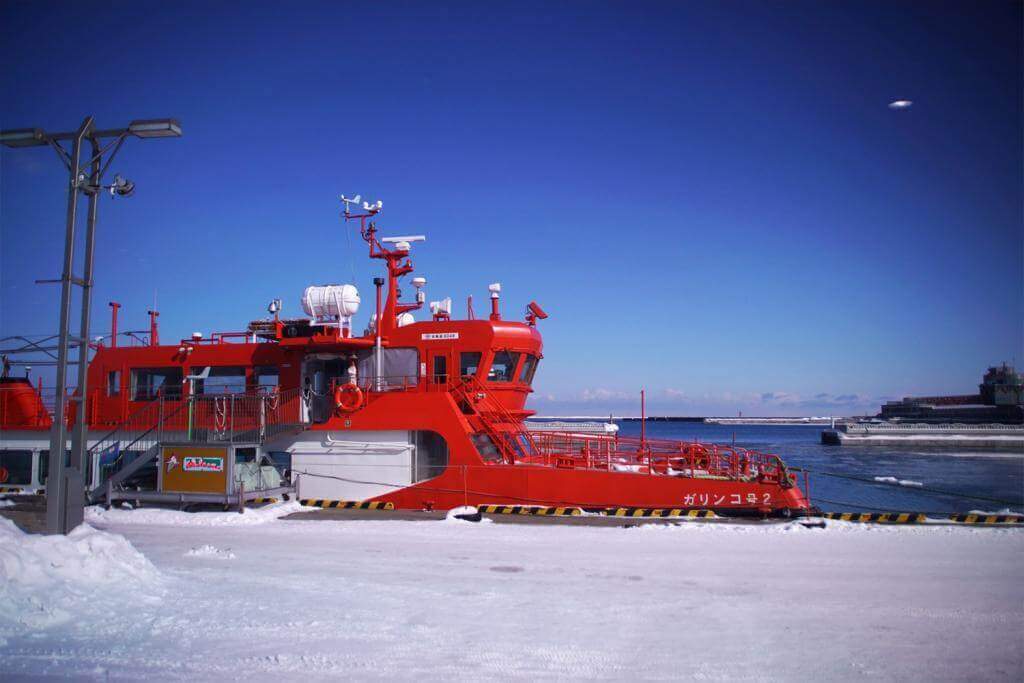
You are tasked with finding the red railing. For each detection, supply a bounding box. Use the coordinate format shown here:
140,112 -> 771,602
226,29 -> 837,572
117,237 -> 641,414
449,375 -> 537,464
525,431 -> 788,483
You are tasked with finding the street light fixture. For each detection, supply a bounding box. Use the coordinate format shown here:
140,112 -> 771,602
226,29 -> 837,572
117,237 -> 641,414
128,118 -> 182,139
0,115 -> 181,534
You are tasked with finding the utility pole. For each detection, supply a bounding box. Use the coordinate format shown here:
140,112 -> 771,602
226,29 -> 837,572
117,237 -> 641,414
1,117 -> 181,534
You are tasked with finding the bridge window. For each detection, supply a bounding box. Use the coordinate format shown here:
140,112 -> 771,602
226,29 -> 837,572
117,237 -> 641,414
518,355 -> 539,385
460,352 -> 482,378
131,367 -> 183,401
193,366 -> 246,395
487,351 -> 520,382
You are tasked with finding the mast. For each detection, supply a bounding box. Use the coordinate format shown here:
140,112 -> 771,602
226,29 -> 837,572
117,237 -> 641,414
341,195 -> 425,339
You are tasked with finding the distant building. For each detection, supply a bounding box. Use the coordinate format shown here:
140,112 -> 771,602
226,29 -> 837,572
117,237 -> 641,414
879,363 -> 1023,425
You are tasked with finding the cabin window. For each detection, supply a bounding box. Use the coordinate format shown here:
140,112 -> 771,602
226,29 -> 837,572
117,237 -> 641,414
0,450 -> 33,485
487,351 -> 520,382
471,433 -> 503,463
235,447 -> 257,463
460,352 -> 482,378
267,451 -> 291,472
107,370 -> 121,396
38,450 -> 72,486
194,366 -> 246,395
255,366 -> 279,392
518,355 -> 539,385
131,367 -> 183,401
413,430 -> 449,482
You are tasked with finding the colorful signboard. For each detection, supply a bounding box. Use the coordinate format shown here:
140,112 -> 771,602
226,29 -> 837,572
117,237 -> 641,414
160,446 -> 230,494
183,456 -> 224,473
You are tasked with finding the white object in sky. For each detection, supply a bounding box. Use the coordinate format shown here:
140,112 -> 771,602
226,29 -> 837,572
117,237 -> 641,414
888,99 -> 913,109
381,235 -> 426,244
301,284 -> 360,319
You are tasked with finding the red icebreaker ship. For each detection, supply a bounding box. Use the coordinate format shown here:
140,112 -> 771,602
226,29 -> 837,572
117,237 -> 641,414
0,197 -> 811,516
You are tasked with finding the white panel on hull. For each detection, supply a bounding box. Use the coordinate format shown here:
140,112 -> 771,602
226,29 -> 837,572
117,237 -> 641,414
288,430 -> 413,502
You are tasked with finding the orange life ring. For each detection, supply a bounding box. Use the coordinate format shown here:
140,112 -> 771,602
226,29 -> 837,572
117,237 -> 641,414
334,384 -> 364,413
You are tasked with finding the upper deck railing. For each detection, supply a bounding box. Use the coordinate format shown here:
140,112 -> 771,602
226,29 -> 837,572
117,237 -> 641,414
4,375 -> 791,487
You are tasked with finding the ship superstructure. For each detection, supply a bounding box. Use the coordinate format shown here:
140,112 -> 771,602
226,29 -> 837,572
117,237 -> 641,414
0,197 -> 811,516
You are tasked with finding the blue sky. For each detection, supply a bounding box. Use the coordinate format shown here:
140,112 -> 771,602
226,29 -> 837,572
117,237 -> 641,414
1,1 -> 1021,417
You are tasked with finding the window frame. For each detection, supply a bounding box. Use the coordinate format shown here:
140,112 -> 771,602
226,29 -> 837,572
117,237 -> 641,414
0,449 -> 34,486
486,350 -> 522,383
130,366 -> 184,401
107,369 -> 121,397
518,354 -> 539,385
254,365 -> 280,393
459,351 -> 483,379
192,365 -> 247,395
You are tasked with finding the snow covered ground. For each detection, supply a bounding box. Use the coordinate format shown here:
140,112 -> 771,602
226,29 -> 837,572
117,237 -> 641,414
1,504 -> 1022,681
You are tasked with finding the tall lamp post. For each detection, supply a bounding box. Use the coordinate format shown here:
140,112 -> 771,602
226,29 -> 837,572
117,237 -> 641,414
0,117 -> 181,534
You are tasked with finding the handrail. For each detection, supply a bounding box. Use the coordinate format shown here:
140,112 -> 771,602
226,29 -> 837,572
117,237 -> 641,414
87,387 -> 301,494
449,375 -> 538,464
88,393 -> 169,453
93,398 -> 191,475
525,431 -> 788,484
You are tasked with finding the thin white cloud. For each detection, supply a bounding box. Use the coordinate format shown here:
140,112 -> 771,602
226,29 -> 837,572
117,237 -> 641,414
580,388 -> 633,402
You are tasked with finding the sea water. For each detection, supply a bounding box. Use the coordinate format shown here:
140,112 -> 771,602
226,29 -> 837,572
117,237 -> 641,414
612,421 -> 1024,514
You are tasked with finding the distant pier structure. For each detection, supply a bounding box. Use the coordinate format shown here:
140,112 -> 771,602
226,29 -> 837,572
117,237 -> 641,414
879,363 -> 1023,425
823,364 -> 1024,448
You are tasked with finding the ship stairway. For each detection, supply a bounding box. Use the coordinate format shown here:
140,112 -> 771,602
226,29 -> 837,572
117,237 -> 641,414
451,376 -> 538,464
85,397 -> 192,502
85,389 -> 302,503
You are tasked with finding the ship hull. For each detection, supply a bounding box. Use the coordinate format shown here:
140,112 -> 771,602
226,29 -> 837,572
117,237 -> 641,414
376,465 -> 809,516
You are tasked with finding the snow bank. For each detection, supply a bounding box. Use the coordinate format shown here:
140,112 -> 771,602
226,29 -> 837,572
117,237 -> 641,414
85,499 -> 306,527
0,518 -> 161,638
2,513 -> 1021,680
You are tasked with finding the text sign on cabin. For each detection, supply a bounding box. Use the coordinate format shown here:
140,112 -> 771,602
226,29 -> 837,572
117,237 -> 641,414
421,333 -> 459,340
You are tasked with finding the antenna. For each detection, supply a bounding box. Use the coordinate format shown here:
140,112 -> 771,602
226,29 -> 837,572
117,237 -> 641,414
412,276 -> 427,304
339,193 -> 368,215
380,235 -> 426,244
